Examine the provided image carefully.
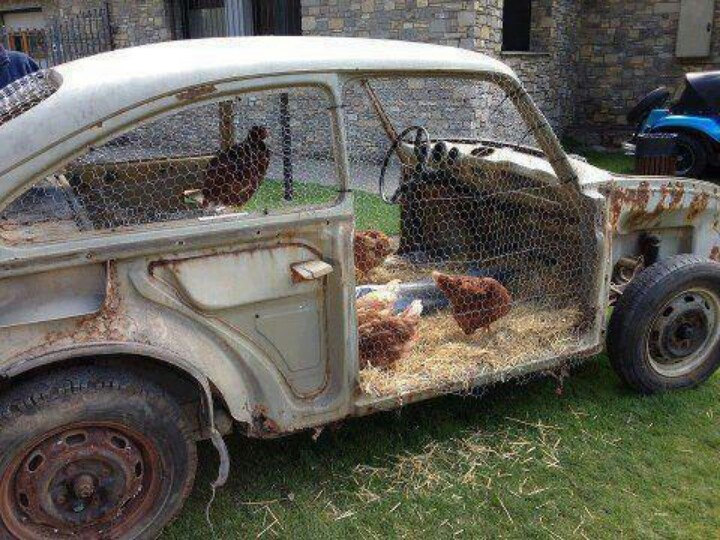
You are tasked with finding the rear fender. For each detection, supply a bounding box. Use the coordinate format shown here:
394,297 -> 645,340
649,115 -> 720,145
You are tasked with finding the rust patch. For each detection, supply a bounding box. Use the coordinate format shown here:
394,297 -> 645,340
711,246 -> 720,262
250,405 -> 281,436
667,182 -> 686,210
625,182 -> 685,229
12,261 -> 132,361
609,180 -> 652,230
175,84 -> 217,101
687,192 -> 710,222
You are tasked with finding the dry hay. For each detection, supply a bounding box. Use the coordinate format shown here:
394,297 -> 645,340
359,304 -> 583,397
357,255 -> 431,285
357,255 -> 476,285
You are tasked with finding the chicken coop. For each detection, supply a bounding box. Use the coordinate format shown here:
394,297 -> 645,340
343,76 -> 601,398
0,67 -> 602,402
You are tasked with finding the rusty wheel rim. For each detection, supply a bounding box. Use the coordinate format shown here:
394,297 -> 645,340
646,287 -> 720,378
1,422 -> 163,539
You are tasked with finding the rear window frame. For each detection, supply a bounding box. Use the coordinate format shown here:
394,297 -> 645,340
0,69 -> 62,128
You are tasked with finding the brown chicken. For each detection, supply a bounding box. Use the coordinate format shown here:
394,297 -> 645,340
358,298 -> 423,369
356,283 -> 399,325
432,271 -> 512,335
202,125 -> 270,208
354,230 -> 394,275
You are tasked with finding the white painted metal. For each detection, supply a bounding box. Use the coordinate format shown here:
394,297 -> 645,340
0,37 -> 516,180
676,0 -> 715,58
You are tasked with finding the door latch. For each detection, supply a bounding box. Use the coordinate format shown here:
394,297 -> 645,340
291,260 -> 334,282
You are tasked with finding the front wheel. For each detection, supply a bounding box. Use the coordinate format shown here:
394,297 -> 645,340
0,367 -> 197,539
675,133 -> 708,178
607,255 -> 720,394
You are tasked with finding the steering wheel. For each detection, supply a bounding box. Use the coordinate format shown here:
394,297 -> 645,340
378,126 -> 430,204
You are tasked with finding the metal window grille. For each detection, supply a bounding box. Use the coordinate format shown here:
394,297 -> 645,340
0,8 -> 113,69
44,7 -> 114,66
0,86 -> 339,244
343,75 -> 601,397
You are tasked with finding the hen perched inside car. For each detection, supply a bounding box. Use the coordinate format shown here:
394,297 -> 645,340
202,125 -> 270,208
357,291 -> 423,369
356,283 -> 424,369
432,271 -> 512,335
354,230 -> 394,276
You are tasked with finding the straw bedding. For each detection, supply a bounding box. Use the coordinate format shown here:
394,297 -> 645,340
357,256 -> 431,285
358,304 -> 583,398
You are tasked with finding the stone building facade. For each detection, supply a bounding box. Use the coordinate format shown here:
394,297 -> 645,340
301,0 -> 720,145
1,0 -> 719,145
576,0 -> 720,144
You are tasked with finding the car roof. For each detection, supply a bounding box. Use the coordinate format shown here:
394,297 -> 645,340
685,71 -> 720,113
54,36 -> 515,86
1,37 -> 517,181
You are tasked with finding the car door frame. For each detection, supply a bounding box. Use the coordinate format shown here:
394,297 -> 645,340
0,72 -> 362,432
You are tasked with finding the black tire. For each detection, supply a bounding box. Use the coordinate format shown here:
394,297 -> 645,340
607,255 -> 720,394
674,132 -> 708,178
0,366 -> 197,539
627,87 -> 670,125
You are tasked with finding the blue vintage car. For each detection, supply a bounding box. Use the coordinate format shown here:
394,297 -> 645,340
627,71 -> 720,178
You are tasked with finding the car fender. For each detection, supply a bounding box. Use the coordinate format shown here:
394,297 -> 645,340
0,340 -> 232,488
649,115 -> 720,144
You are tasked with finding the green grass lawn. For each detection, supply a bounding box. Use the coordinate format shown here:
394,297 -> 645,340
163,151 -> 718,539
166,359 -> 719,539
575,150 -> 635,175
564,138 -> 635,175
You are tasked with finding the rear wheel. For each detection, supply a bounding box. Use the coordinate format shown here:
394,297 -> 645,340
608,255 -> 720,393
0,367 -> 197,539
675,133 -> 708,178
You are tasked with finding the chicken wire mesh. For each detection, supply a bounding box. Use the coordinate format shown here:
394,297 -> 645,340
0,70 -> 59,128
0,86 -> 339,244
344,76 -> 602,397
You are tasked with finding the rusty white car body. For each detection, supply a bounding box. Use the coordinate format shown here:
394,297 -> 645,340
0,37 -> 718,538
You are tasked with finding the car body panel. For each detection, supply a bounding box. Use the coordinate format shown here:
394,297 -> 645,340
0,38 -> 718,440
642,109 -> 720,143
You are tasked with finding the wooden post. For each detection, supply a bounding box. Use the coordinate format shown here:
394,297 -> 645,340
219,101 -> 235,151
280,92 -> 294,201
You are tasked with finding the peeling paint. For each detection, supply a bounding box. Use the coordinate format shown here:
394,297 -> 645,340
625,182 -> 685,229
608,180 -> 651,230
687,192 -> 710,222
10,261 -> 137,362
174,84 -> 217,101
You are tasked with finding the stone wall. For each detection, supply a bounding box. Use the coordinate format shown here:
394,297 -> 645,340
0,0 -> 42,14
302,0 -> 482,50
302,0 -> 720,145
302,0 -> 580,136
574,0 -> 720,146
502,0 -> 581,134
